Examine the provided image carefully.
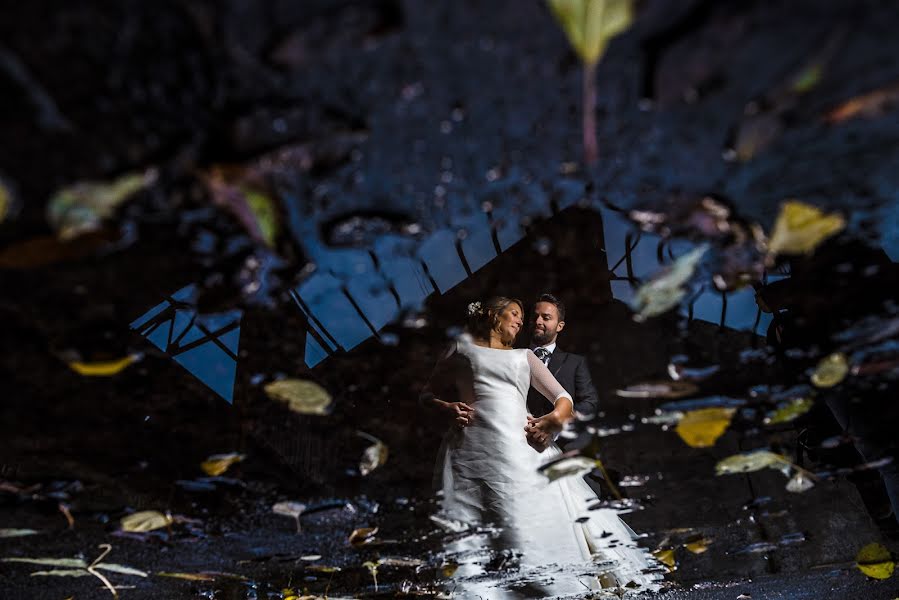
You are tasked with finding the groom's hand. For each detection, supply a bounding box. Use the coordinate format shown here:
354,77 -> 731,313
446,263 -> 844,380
443,401 -> 475,428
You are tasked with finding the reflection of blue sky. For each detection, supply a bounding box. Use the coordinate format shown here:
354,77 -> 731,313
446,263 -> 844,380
130,284 -> 241,403
134,194 -> 785,399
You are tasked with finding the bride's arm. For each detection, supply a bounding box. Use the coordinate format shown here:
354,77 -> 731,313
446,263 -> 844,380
525,350 -> 574,442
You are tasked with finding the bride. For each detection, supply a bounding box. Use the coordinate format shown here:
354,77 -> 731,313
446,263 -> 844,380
421,296 -> 662,598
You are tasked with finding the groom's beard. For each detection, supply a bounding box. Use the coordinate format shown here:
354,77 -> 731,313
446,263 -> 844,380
531,329 -> 554,346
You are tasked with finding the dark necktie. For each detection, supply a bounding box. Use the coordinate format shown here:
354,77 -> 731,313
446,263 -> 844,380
534,347 -> 551,365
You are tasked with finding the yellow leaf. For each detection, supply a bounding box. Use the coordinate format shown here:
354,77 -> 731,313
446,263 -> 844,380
715,450 -> 788,475
241,187 -> 279,248
200,452 -> 246,476
67,354 -> 139,376
811,353 -> 849,388
548,0 -> 635,66
684,537 -> 712,554
441,561 -> 459,578
120,510 -> 172,533
765,397 -> 814,424
264,379 -> 332,415
856,542 -> 894,580
675,408 -> 735,448
767,200 -> 845,258
652,548 -> 676,570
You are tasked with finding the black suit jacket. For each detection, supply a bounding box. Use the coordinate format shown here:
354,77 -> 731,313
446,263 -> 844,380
527,347 -> 604,497
526,348 -> 598,420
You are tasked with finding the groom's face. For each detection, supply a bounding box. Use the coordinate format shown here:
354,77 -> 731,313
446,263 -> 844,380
530,301 -> 565,346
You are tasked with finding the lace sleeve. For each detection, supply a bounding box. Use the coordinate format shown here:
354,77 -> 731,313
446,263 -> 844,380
526,350 -> 572,406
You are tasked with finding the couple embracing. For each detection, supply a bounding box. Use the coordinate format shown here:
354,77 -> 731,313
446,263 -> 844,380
422,294 -> 662,597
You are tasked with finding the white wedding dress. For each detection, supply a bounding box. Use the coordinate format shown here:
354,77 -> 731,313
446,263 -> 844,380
428,335 -> 662,598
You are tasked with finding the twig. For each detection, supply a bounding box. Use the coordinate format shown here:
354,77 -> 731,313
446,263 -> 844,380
87,544 -> 119,599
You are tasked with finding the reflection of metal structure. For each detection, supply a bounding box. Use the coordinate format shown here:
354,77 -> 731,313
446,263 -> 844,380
130,191 -> 776,403
599,206 -> 775,335
130,285 -> 241,403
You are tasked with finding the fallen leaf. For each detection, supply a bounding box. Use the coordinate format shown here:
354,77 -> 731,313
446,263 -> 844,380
200,452 -> 246,477
767,200 -> 845,259
811,353 -> 849,388
357,431 -> 388,476
242,187 -> 279,248
441,561 -> 459,577
2,558 -> 88,568
715,450 -> 789,475
547,0 -> 635,66
0,528 -> 39,538
675,408 -> 735,448
0,231 -> 116,269
348,527 -> 378,546
684,537 -> 712,554
856,542 -> 894,580
378,556 -> 424,567
30,569 -> 91,577
785,471 -> 815,493
616,380 -> 698,399
67,354 -> 139,377
156,572 -> 217,581
652,548 -> 676,570
272,501 -> 306,533
92,563 -> 148,577
120,510 -> 173,533
631,245 -> 708,320
826,82 -> 899,123
46,169 -> 157,240
765,397 -> 814,424
538,455 -> 599,482
264,379 -> 332,415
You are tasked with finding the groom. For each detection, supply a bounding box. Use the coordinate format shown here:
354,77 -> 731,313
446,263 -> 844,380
524,294 -> 606,494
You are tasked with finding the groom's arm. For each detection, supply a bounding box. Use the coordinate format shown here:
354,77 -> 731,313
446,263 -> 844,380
573,356 -> 599,418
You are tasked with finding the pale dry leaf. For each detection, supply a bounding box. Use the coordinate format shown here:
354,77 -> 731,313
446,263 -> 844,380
264,379 -> 332,415
539,456 -> 598,482
631,245 -> 708,320
0,528 -> 39,538
715,450 -> 788,475
120,510 -> 172,533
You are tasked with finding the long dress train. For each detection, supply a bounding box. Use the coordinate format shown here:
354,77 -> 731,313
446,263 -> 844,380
427,335 -> 663,598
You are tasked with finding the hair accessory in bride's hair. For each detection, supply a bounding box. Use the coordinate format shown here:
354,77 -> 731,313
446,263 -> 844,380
467,301 -> 483,316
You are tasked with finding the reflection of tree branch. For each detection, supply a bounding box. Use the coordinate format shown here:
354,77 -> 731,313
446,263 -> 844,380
0,43 -> 72,132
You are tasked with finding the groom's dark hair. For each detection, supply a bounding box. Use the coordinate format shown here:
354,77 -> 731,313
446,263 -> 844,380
536,293 -> 565,321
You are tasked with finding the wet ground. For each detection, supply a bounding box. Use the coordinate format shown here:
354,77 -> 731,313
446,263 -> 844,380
2,0 -> 899,598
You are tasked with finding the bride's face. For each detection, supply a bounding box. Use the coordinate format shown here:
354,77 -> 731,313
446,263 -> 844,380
494,302 -> 523,344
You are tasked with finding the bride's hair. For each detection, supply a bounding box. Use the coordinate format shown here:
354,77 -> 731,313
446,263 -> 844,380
467,296 -> 523,342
